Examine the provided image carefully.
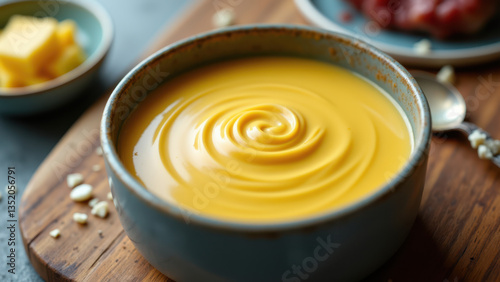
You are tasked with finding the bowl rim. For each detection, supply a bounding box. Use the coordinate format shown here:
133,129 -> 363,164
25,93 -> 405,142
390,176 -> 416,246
0,0 -> 113,97
101,24 -> 431,233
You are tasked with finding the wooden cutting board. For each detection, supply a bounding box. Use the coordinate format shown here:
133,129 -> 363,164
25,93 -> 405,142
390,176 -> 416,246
19,0 -> 500,281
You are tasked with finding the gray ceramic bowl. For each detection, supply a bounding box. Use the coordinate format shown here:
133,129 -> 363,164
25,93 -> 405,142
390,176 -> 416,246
101,25 -> 431,281
0,0 -> 112,116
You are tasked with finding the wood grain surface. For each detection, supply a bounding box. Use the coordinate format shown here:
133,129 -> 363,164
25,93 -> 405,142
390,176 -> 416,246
19,0 -> 500,281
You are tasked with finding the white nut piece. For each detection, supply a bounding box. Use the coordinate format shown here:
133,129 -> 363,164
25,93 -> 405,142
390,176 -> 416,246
91,201 -> 109,218
73,213 -> 88,224
96,146 -> 103,156
436,65 -> 455,85
485,139 -> 500,155
92,164 -> 101,172
89,198 -> 99,207
70,184 -> 93,202
107,192 -> 113,200
50,229 -> 61,238
212,8 -> 235,28
469,130 -> 487,149
414,39 -> 431,55
67,173 -> 84,188
478,144 -> 493,160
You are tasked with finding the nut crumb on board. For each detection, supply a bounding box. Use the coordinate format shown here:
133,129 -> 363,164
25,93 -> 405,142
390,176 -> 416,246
50,229 -> 61,238
70,184 -> 93,202
91,201 -> 109,218
96,146 -> 103,156
92,164 -> 101,172
89,198 -> 99,207
107,192 -> 113,200
73,213 -> 88,224
67,173 -> 84,188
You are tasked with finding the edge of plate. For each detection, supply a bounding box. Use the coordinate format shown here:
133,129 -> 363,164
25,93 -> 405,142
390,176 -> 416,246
294,0 -> 500,67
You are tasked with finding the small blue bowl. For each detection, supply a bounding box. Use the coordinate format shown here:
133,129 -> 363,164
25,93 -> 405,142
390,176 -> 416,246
102,25 -> 431,281
0,0 -> 113,115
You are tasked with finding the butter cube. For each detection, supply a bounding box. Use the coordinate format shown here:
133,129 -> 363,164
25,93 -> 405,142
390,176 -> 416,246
0,16 -> 60,76
25,72 -> 52,86
57,19 -> 77,46
0,63 -> 50,88
0,65 -> 22,87
46,44 -> 86,77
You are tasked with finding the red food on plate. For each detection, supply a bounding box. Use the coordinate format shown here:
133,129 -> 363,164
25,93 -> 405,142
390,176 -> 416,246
339,11 -> 354,22
346,0 -> 498,38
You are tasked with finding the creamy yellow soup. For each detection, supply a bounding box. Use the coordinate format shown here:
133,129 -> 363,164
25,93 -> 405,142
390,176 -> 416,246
118,56 -> 412,222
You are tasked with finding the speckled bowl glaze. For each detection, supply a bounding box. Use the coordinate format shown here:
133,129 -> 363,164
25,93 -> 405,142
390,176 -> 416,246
101,25 -> 431,281
0,0 -> 112,116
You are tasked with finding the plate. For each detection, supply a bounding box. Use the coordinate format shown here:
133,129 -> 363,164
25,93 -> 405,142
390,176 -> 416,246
295,0 -> 500,67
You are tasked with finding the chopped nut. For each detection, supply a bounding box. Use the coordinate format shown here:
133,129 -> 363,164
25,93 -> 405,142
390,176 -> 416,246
478,144 -> 493,160
73,213 -> 88,224
107,192 -> 113,200
484,139 -> 500,155
67,173 -> 84,188
91,201 -> 109,218
414,39 -> 431,55
92,164 -> 101,172
70,184 -> 93,202
468,130 -> 487,149
89,198 -> 99,207
96,146 -> 103,156
212,8 -> 235,28
436,65 -> 455,85
50,229 -> 61,238
98,229 -> 103,237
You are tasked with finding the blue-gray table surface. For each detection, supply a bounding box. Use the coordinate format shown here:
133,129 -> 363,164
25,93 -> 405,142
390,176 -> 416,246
0,0 -> 193,280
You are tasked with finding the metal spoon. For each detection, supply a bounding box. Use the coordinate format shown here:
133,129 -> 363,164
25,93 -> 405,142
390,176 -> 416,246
412,71 -> 500,167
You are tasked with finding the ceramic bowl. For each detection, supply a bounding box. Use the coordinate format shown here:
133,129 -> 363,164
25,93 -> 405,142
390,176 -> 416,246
0,0 -> 113,116
101,25 -> 431,281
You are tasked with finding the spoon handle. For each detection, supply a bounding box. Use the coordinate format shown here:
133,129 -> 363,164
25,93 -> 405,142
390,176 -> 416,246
456,121 -> 481,135
457,122 -> 500,168
493,156 -> 500,168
